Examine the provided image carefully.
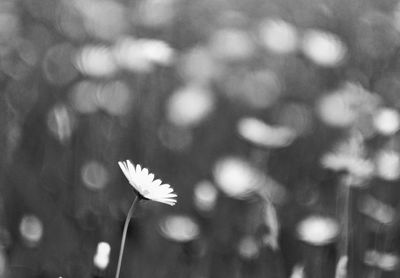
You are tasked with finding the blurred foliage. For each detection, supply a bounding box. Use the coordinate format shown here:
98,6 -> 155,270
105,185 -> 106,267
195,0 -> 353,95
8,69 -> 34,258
2,0 -> 400,277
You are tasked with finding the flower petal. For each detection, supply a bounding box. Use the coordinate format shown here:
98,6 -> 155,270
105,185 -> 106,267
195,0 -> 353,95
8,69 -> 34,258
118,160 -> 177,206
118,161 -> 130,181
147,173 -> 155,182
153,179 -> 162,186
136,164 -> 142,173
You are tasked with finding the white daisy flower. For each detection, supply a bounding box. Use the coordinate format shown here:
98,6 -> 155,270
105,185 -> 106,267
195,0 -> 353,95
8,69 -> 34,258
118,160 -> 177,206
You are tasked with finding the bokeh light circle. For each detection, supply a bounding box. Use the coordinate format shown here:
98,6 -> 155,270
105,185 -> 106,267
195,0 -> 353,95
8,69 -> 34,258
159,214 -> 200,242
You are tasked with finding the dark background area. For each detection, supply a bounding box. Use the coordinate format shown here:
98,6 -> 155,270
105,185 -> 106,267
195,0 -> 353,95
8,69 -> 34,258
1,0 -> 400,277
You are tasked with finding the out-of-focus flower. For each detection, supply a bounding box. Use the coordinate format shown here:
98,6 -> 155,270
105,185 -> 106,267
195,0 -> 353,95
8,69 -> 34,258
317,82 -> 380,128
118,160 -> 177,206
259,18 -> 299,55
69,80 -> 99,114
322,153 -> 374,180
113,37 -> 174,73
193,181 -> 218,212
209,28 -> 254,61
159,214 -> 200,242
321,133 -> 374,184
166,84 -> 215,128
296,215 -> 339,246
96,81 -> 133,116
42,43 -> 78,85
237,117 -> 296,148
82,161 -> 109,190
113,37 -> 153,73
213,156 -> 262,199
75,45 -> 117,77
93,242 -> 111,270
373,108 -> 400,136
19,215 -> 43,247
335,256 -> 347,278
261,201 -> 280,250
237,236 -> 259,259
301,29 -> 347,67
290,264 -> 305,278
139,39 -> 175,66
376,253 -> 399,271
358,195 -> 395,225
375,150 -> 400,181
365,250 -> 399,271
47,104 -> 75,143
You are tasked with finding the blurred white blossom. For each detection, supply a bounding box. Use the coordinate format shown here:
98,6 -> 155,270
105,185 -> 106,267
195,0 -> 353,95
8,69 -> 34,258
373,108 -> 400,136
193,180 -> 218,212
301,29 -> 347,67
166,84 -> 215,128
358,195 -> 395,225
19,215 -> 43,247
75,45 -> 117,77
82,161 -> 109,190
259,18 -> 299,55
93,242 -> 111,270
159,214 -> 200,242
47,104 -> 75,143
69,80 -> 100,114
375,149 -> 400,181
209,28 -> 254,61
321,133 -> 374,184
96,81 -> 133,116
365,250 -> 399,271
296,215 -> 339,246
290,264 -> 305,278
237,117 -> 296,148
335,256 -> 347,278
213,156 -> 262,199
114,37 -> 175,72
238,236 -> 259,259
317,82 -> 380,128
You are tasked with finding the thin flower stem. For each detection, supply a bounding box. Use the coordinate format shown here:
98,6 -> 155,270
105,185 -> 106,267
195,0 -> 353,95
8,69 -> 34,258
342,176 -> 351,257
115,195 -> 139,278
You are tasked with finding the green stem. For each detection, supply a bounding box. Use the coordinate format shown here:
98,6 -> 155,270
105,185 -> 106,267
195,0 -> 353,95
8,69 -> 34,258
115,195 -> 139,278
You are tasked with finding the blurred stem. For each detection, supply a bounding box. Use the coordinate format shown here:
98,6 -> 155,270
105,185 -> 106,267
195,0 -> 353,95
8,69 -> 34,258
343,176 -> 351,256
115,195 -> 139,278
338,174 -> 352,277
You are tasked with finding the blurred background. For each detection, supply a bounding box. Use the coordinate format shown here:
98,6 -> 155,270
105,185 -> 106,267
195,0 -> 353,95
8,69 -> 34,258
1,0 -> 400,277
